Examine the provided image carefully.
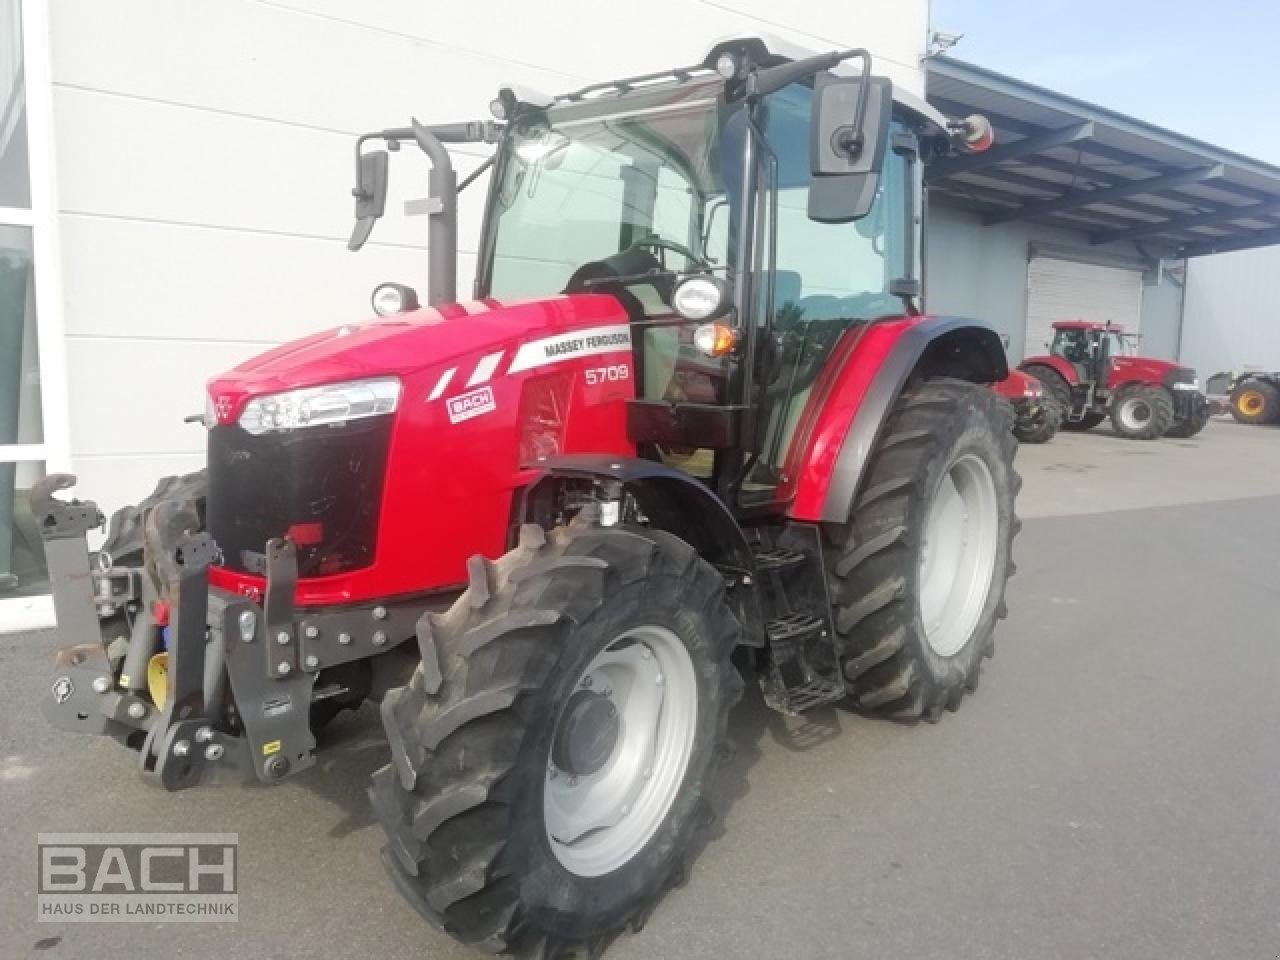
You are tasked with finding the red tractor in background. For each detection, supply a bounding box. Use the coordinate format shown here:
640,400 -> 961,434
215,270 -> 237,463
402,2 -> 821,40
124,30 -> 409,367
991,369 -> 1060,443
34,37 -> 1020,957
1020,320 -> 1209,440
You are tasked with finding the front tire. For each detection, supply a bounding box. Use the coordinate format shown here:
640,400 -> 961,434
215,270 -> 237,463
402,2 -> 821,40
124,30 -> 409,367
1111,383 -> 1174,439
1012,392 -> 1062,444
1063,412 -> 1106,432
1164,401 -> 1210,438
826,380 -> 1020,721
371,522 -> 742,955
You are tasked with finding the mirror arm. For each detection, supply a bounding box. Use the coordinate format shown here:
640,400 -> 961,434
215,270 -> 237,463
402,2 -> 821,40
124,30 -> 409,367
748,47 -> 870,101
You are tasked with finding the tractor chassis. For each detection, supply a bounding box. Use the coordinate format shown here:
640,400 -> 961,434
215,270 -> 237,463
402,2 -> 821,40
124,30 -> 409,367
33,474 -> 425,792
36,454 -> 858,796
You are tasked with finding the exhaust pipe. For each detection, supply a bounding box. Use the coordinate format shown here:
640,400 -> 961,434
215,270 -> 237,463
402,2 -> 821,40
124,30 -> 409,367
410,120 -> 458,307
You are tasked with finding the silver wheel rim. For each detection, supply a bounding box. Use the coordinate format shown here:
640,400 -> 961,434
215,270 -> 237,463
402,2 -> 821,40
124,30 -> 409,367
918,453 -> 1000,658
544,625 -> 698,877
1119,397 -> 1151,431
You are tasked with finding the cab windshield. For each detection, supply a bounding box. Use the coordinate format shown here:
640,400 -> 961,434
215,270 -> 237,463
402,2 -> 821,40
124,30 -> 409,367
482,80 -> 908,324
485,79 -> 729,300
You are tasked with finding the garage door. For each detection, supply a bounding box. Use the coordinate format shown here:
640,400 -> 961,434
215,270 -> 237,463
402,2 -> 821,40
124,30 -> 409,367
1024,257 -> 1143,358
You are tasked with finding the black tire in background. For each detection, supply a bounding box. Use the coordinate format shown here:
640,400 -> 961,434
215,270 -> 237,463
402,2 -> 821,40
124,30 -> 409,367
1063,412 -> 1107,432
1021,364 -> 1104,432
1012,390 -> 1062,444
92,469 -> 367,728
1229,379 -> 1280,425
1164,401 -> 1211,438
1021,364 -> 1072,411
371,522 -> 742,955
99,470 -> 209,569
94,471 -> 209,651
825,379 -> 1020,721
1110,383 -> 1174,439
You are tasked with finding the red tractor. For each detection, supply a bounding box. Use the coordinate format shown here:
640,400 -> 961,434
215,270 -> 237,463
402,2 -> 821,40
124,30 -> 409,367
34,38 -> 1020,956
993,369 -> 1061,444
1020,321 -> 1209,440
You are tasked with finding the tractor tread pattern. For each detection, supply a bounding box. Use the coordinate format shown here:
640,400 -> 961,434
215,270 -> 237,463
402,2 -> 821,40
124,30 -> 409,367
371,522 -> 742,955
1164,400 -> 1211,438
1111,383 -> 1174,440
1229,378 -> 1280,425
826,379 -> 1019,722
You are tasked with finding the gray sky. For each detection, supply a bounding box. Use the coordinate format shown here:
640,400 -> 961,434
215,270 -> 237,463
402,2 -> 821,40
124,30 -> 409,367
931,0 -> 1280,165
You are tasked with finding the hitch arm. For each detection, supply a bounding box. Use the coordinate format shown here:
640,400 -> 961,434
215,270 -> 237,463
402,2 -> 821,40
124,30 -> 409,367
31,474 -> 106,652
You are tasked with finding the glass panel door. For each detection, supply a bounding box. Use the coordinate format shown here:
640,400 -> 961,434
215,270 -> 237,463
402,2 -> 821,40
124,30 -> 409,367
1,0 -> 55,614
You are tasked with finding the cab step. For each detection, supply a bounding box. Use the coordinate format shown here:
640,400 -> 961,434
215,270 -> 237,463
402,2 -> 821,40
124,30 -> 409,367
752,547 -> 807,573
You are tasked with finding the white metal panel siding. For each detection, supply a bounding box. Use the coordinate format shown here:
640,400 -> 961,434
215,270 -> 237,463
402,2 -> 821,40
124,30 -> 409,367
1182,246 -> 1280,377
1025,258 -> 1143,355
45,0 -> 928,519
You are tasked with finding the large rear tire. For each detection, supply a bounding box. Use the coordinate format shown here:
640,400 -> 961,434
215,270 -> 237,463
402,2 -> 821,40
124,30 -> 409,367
371,522 -> 742,955
1022,364 -> 1103,432
825,380 -> 1019,721
1110,383 -> 1173,439
1229,379 -> 1280,424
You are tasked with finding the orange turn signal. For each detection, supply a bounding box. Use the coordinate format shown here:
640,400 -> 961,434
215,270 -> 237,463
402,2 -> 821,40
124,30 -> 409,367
693,323 -> 737,358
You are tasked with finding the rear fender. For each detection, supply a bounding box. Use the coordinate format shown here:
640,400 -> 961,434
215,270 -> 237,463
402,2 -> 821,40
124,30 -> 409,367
786,316 -> 1006,525
516,455 -> 765,646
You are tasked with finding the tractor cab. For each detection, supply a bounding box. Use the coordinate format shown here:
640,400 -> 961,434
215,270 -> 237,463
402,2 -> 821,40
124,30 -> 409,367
480,50 -> 926,498
351,36 -> 985,513
1048,321 -> 1136,389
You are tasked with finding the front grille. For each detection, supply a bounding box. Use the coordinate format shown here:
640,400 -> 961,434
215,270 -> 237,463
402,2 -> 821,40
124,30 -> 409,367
206,418 -> 393,577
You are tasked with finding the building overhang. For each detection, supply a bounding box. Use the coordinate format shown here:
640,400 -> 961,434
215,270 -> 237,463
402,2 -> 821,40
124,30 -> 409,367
926,57 -> 1280,259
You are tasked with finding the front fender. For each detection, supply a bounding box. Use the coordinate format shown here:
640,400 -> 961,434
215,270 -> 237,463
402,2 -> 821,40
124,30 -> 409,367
785,316 -> 1006,525
515,454 -> 764,644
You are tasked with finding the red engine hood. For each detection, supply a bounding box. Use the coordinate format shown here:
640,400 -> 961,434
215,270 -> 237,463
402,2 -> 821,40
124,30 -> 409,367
207,294 -> 628,421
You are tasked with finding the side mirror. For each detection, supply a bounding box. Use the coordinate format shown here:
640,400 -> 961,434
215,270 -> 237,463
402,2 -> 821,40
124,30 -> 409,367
348,150 -> 389,251
808,74 -> 892,224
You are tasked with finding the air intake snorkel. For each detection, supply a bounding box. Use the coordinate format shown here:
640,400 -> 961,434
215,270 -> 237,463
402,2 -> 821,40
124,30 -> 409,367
347,119 -> 502,307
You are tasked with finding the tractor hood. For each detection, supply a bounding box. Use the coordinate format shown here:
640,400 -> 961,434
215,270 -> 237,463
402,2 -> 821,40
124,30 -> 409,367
203,291 -> 638,605
206,293 -> 630,425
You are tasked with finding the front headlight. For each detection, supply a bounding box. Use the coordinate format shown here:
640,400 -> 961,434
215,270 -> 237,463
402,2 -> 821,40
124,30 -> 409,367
1173,379 -> 1200,391
238,377 -> 401,435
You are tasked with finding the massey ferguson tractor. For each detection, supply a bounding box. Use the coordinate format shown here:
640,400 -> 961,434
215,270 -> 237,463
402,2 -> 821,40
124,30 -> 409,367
35,37 -> 1020,956
1020,320 -> 1209,440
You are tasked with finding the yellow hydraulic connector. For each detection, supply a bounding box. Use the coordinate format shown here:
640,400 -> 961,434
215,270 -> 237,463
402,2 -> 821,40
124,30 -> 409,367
147,652 -> 170,711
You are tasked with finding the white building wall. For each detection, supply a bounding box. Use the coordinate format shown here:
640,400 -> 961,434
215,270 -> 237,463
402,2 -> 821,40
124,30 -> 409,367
1181,246 -> 1280,378
46,0 -> 927,519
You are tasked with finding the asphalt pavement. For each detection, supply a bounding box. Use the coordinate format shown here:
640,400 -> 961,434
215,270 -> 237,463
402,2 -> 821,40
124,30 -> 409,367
3,417 -> 1279,960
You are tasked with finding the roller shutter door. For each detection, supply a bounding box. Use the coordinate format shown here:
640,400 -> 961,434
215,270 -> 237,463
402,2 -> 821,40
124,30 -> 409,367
1024,257 -> 1143,358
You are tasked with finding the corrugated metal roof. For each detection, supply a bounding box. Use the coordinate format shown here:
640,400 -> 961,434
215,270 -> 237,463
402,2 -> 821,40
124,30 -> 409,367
926,58 -> 1280,258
